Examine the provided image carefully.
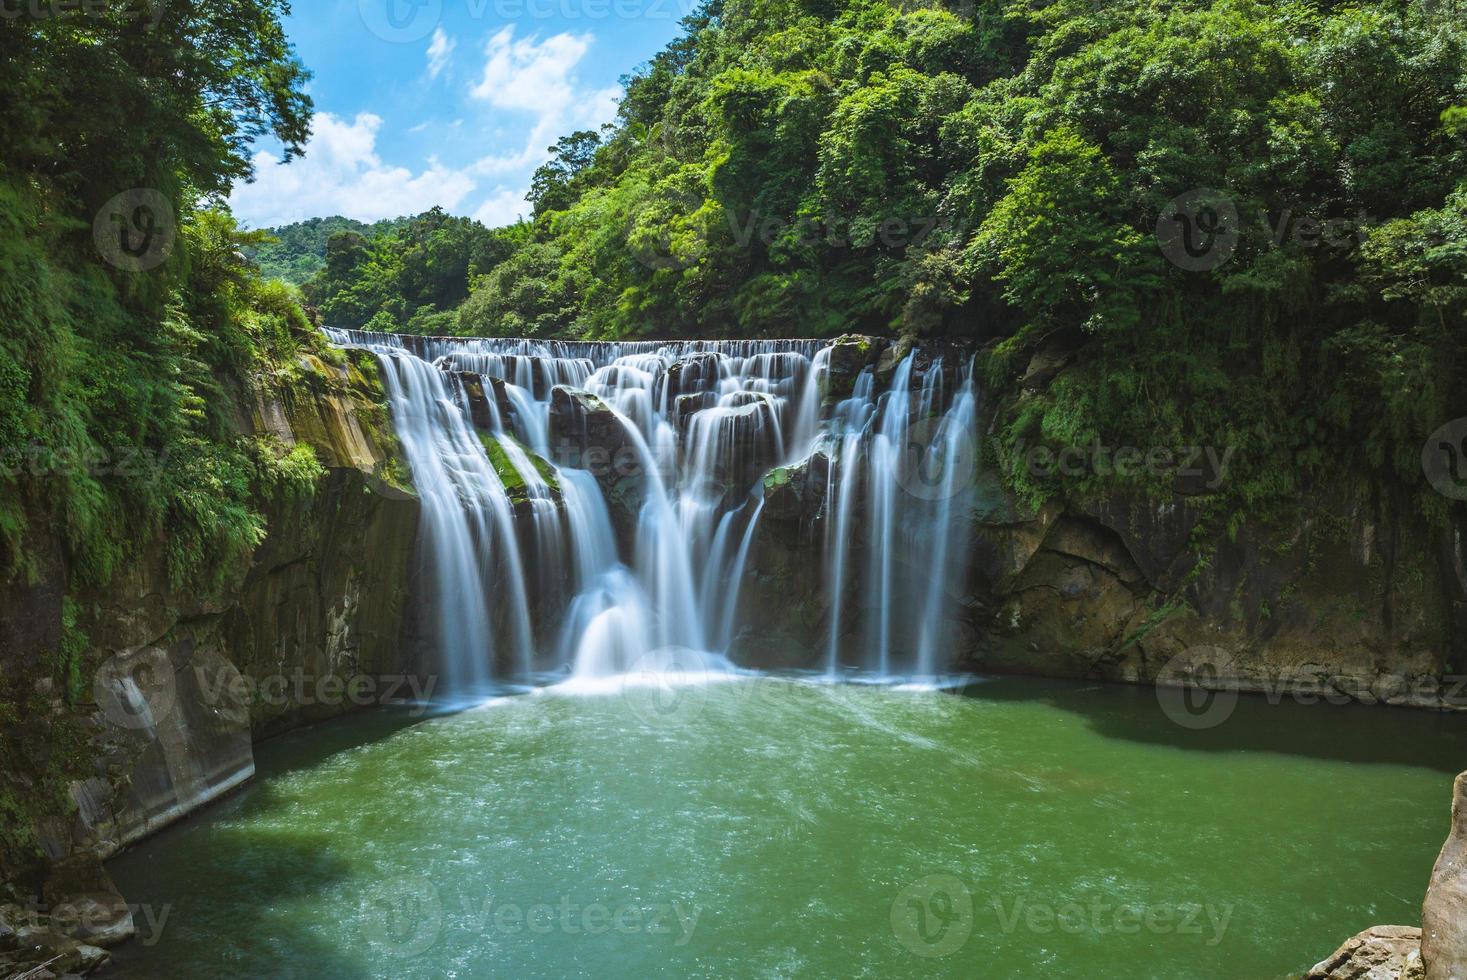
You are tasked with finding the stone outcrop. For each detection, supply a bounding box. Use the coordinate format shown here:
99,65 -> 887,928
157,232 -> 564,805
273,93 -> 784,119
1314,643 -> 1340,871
1422,772 -> 1467,979
1306,926 -> 1425,980
734,333 -> 1462,708
658,352 -> 721,403
548,386 -> 636,473
457,371 -> 514,433
738,436 -> 1460,710
822,334 -> 882,403
548,385 -> 645,534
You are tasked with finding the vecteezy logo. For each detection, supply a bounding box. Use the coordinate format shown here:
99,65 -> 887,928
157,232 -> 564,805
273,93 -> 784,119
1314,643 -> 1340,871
1422,419 -> 1467,500
895,416 -> 978,502
1156,188 -> 1240,272
93,648 -> 178,731
93,189 -> 176,272
1154,645 -> 1240,729
358,0 -> 442,44
360,875 -> 443,958
620,646 -> 713,726
891,874 -> 973,958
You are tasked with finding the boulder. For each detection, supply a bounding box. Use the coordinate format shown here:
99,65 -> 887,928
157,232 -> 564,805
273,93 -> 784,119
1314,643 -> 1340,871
685,394 -> 784,492
660,353 -> 722,402
455,372 -> 513,433
1020,345 -> 1072,393
548,386 -> 639,475
823,334 -> 882,403
1423,772 -> 1467,980
874,336 -> 913,390
762,452 -> 831,524
1306,926 -> 1425,980
672,392 -> 715,434
2,922 -> 112,977
548,385 -> 647,536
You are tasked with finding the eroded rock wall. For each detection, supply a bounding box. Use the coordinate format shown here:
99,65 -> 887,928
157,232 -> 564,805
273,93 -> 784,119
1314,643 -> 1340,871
738,337 -> 1462,712
0,349 -> 422,976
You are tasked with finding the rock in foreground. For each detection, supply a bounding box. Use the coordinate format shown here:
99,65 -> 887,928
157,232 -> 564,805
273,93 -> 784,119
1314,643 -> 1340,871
1305,926 -> 1424,980
1422,773 -> 1467,980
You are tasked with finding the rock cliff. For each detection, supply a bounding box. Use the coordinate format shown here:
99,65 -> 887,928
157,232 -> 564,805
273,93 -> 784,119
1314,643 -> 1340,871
0,348 -> 422,977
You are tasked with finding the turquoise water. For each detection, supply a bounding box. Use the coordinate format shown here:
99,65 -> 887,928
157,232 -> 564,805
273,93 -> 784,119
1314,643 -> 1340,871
106,676 -> 1466,979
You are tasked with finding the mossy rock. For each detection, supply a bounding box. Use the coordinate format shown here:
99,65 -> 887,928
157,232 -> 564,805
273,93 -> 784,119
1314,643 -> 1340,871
823,334 -> 883,402
481,435 -> 560,504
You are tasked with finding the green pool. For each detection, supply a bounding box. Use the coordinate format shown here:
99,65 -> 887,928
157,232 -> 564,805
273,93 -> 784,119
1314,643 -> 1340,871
105,676 -> 1467,979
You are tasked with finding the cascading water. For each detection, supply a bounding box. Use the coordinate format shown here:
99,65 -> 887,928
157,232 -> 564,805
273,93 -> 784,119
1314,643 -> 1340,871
325,327 -> 978,695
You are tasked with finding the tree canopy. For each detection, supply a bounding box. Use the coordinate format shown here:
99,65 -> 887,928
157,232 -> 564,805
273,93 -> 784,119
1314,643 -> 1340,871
396,0 -> 1465,518
0,0 -> 320,587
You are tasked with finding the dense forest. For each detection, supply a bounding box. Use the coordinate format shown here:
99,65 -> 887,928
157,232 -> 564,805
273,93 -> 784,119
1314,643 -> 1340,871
244,215 -> 412,284
0,3 -> 322,606
294,209 -> 525,334
302,0 -> 1467,518
2,0 -> 1464,603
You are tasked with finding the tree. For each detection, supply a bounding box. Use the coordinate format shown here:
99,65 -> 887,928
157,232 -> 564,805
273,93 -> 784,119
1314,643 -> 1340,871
528,131 -> 603,221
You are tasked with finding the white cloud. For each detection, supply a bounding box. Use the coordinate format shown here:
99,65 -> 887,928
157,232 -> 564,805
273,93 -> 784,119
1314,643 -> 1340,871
468,27 -> 620,177
427,28 -> 456,80
227,28 -> 627,231
473,187 -> 531,228
230,113 -> 476,228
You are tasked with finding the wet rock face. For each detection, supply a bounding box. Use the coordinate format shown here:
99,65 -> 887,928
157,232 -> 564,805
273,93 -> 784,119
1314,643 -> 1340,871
548,386 -> 640,479
762,453 -> 830,524
738,429 -> 1456,710
686,395 -> 785,495
673,392 -> 715,434
91,639 -> 255,847
1423,772 -> 1467,980
548,385 -> 646,535
0,349 -> 424,961
823,334 -> 883,403
456,371 -> 514,433
659,353 -> 722,403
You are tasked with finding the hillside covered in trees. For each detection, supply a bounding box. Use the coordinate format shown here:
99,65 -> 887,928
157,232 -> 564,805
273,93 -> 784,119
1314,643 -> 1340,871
244,215 -> 411,284
304,0 -> 1467,517
0,5 -> 322,606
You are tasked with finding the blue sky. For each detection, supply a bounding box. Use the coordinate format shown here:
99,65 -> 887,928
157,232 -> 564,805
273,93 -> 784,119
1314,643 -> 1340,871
228,0 -> 690,229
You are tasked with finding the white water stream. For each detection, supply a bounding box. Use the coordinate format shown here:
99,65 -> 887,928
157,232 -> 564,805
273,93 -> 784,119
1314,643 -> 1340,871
325,328 -> 976,691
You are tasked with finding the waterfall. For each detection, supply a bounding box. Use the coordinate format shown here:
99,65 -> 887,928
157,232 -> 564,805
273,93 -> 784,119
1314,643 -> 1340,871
325,327 -> 978,693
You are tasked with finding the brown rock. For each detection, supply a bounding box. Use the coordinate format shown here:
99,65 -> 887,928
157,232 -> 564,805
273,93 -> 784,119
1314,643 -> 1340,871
1423,772 -> 1467,980
1305,925 -> 1424,979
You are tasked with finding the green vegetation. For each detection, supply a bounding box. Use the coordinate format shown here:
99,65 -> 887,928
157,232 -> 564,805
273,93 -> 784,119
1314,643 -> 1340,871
0,1 -> 330,590
245,215 -> 411,284
301,209 -> 524,333
483,436 -> 561,502
304,0 -> 1467,522
0,1 -> 320,875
